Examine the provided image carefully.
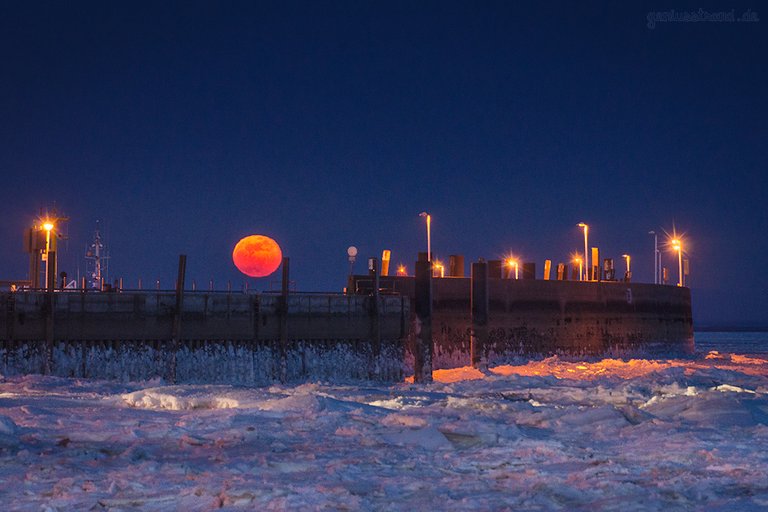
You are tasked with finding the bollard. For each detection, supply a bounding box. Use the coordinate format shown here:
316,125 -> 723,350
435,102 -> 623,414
523,262 -> 536,280
449,255 -> 465,277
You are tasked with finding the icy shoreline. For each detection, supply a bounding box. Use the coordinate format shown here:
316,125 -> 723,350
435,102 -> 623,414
1,352 -> 767,511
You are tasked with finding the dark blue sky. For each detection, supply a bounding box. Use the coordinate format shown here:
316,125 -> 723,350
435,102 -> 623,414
1,1 -> 766,327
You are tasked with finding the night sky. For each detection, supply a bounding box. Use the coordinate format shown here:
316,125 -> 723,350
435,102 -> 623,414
1,1 -> 766,327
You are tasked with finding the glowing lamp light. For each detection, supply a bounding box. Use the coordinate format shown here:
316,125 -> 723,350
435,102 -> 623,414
232,235 -> 283,278
506,258 -> 519,279
670,238 -> 684,287
419,212 -> 431,262
396,264 -> 407,276
43,222 -> 54,231
577,222 -> 589,281
573,255 -> 583,282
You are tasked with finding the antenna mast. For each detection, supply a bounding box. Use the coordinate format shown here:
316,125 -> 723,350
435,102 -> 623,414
85,221 -> 109,289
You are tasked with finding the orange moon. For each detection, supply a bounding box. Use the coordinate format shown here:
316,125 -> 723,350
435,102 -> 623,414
232,235 -> 283,277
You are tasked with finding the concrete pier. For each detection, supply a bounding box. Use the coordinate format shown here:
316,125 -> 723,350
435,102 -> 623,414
0,275 -> 694,382
351,275 -> 694,368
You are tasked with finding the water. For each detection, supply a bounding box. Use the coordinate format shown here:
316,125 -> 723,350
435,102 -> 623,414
694,331 -> 768,355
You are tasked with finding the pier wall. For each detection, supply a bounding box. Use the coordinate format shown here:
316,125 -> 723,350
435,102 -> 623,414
0,279 -> 694,381
352,275 -> 694,369
0,292 -> 408,383
429,279 -> 694,368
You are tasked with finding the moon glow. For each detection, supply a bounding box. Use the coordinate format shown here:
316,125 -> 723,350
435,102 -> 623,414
232,235 -> 283,278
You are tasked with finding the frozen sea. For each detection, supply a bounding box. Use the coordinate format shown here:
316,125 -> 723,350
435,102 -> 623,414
694,331 -> 768,355
1,332 -> 767,511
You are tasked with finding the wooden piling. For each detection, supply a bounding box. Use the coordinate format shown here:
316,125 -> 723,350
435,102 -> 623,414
413,259 -> 433,383
44,252 -> 56,375
279,257 -> 289,382
471,260 -> 489,370
170,254 -> 187,383
369,257 -> 381,379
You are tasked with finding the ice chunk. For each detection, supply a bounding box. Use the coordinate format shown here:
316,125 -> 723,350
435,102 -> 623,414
0,414 -> 17,435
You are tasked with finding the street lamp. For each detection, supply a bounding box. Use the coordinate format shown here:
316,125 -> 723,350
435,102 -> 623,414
573,256 -> 583,282
648,230 -> 659,284
577,223 -> 589,281
671,239 -> 683,287
419,212 -> 431,262
42,220 -> 55,291
506,258 -> 519,280
621,253 -> 631,282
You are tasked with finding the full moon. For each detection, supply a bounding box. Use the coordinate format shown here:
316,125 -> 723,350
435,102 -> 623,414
232,235 -> 283,278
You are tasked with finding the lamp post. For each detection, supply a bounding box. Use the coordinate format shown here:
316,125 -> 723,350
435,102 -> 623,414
672,239 -> 683,287
574,257 -> 582,282
43,221 -> 54,290
419,212 -> 431,262
622,253 -> 631,282
648,230 -> 659,284
506,259 -> 519,280
577,223 -> 589,281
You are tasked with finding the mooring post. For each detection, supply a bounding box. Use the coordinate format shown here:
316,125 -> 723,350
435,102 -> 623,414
279,257 -> 289,383
413,258 -> 433,383
471,260 -> 489,370
170,254 -> 187,383
369,257 -> 381,379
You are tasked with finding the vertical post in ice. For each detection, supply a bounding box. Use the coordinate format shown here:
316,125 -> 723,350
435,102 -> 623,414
170,254 -> 187,384
413,258 -> 433,383
44,252 -> 56,375
369,257 -> 381,379
278,257 -> 290,383
471,260 -> 489,370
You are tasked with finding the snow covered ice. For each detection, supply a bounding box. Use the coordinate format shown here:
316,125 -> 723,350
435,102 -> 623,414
1,351 -> 768,510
